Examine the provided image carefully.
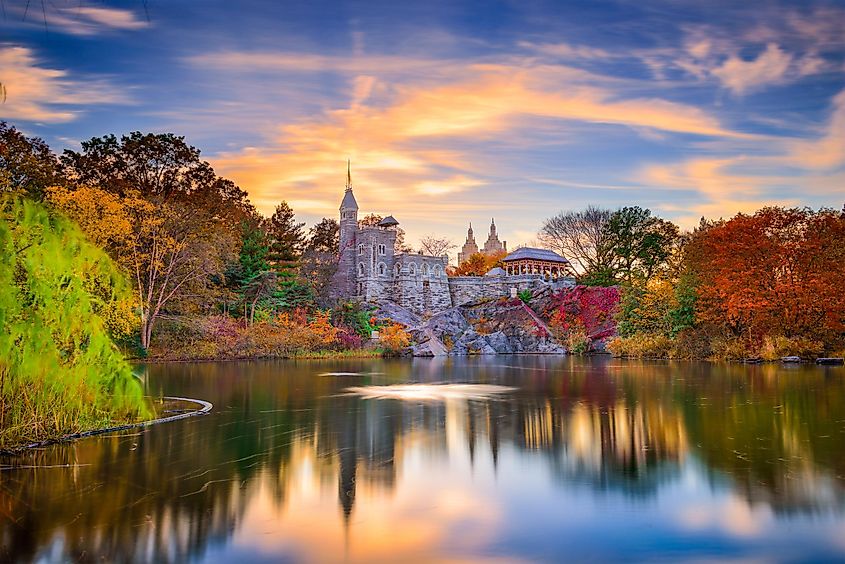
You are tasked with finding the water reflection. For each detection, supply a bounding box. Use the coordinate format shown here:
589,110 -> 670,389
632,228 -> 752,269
2,357 -> 845,562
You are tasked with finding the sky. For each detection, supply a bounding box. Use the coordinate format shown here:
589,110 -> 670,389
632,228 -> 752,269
1,0 -> 844,250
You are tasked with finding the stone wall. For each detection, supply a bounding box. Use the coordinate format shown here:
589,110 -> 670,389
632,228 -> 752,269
391,253 -> 451,315
448,275 -> 575,306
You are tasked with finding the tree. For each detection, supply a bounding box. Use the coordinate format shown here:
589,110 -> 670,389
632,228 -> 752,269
538,206 -> 615,280
47,186 -> 236,351
452,250 -> 507,276
267,201 -> 305,263
305,217 -> 339,254
684,206 -> 845,347
606,206 -> 679,284
237,216 -> 270,283
419,234 -> 456,259
0,121 -> 61,199
1,194 -> 147,445
301,218 -> 340,305
60,131 -> 252,223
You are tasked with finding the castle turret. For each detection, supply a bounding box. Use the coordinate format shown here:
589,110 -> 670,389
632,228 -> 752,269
331,160 -> 359,298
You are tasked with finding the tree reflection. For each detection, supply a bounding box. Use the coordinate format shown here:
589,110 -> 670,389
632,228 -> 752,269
1,358 -> 844,561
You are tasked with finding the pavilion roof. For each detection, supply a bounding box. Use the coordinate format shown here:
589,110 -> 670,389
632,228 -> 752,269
502,247 -> 570,264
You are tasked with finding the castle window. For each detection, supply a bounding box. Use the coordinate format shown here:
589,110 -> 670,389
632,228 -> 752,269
409,263 -> 416,276
378,244 -> 386,256
358,263 -> 365,276
433,265 -> 442,277
358,244 -> 364,255
378,263 -> 386,276
394,264 -> 401,277
422,263 -> 429,276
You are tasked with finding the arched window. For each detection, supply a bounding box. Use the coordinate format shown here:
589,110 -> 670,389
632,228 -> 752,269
394,264 -> 401,277
433,265 -> 442,277
378,263 -> 386,276
422,263 -> 429,276
358,263 -> 365,276
358,244 -> 364,255
409,263 -> 417,276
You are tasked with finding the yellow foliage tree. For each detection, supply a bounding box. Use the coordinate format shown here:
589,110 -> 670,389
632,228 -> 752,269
48,186 -> 236,351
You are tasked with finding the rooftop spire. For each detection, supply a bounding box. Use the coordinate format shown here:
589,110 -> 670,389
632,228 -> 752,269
346,159 -> 352,191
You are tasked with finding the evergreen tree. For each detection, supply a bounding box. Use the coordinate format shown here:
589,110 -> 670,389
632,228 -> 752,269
267,201 -> 305,263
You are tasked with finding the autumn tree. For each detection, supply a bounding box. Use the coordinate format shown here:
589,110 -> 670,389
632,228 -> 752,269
0,122 -> 61,199
684,206 -> 845,348
538,206 -> 615,281
419,234 -> 456,259
267,201 -> 305,263
48,186 -> 236,351
452,250 -> 507,276
60,131 -> 252,224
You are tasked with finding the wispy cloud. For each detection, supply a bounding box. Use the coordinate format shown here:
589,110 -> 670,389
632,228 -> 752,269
0,46 -> 131,122
202,51 -> 745,237
10,5 -> 149,36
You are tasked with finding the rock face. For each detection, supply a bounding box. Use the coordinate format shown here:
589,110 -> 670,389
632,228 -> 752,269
407,296 -> 566,356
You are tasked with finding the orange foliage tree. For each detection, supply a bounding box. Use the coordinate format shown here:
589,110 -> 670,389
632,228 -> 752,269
451,250 -> 507,276
684,207 -> 845,347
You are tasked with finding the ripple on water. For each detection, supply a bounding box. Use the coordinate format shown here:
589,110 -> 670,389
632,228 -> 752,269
344,383 -> 517,401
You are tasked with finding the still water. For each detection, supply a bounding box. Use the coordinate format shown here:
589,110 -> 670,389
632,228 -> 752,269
3,357 -> 845,563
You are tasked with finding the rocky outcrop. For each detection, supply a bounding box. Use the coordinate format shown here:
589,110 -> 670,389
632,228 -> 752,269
406,296 -> 566,356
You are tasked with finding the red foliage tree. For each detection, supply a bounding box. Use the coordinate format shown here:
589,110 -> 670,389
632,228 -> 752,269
685,207 -> 845,345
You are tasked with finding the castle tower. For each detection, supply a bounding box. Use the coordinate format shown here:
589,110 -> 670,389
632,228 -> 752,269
483,218 -> 507,255
457,222 -> 479,265
331,160 -> 359,298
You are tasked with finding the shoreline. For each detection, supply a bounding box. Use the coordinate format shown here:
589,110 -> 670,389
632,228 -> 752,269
0,396 -> 213,456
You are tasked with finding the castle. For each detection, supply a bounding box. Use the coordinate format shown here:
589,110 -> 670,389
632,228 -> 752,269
330,164 -> 574,316
457,220 -> 507,264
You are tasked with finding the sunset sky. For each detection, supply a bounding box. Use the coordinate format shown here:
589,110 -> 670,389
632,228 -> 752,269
2,0 -> 844,249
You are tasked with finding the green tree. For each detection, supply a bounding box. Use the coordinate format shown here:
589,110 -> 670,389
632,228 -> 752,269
267,201 -> 305,263
0,121 -> 61,199
607,206 -> 679,284
0,195 -> 147,446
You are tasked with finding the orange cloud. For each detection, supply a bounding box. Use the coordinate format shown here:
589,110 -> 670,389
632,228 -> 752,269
0,46 -> 130,123
207,54 -> 745,245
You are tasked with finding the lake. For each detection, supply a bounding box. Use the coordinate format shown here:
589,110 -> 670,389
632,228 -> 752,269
2,357 -> 845,563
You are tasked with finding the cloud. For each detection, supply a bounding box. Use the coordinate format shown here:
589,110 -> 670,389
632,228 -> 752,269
711,43 -> 793,95
12,6 -> 149,36
203,52 -> 743,241
785,88 -> 845,170
0,46 -> 131,122
639,87 -> 845,226
518,41 -> 612,60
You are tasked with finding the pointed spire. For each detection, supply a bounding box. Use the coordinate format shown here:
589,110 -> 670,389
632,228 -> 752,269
346,158 -> 352,191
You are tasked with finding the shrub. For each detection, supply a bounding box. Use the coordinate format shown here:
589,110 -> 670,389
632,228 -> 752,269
380,322 -> 412,354
670,327 -> 713,360
708,336 -> 751,361
607,334 -> 673,358
760,335 -> 824,361
517,289 -> 532,304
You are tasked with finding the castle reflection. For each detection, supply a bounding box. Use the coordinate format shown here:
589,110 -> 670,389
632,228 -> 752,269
2,357 -> 845,562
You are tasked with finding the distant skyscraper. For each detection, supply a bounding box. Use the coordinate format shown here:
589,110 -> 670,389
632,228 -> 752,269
458,219 -> 506,265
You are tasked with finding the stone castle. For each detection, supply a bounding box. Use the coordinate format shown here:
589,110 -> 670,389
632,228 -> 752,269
330,165 -> 574,316
457,220 -> 507,264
